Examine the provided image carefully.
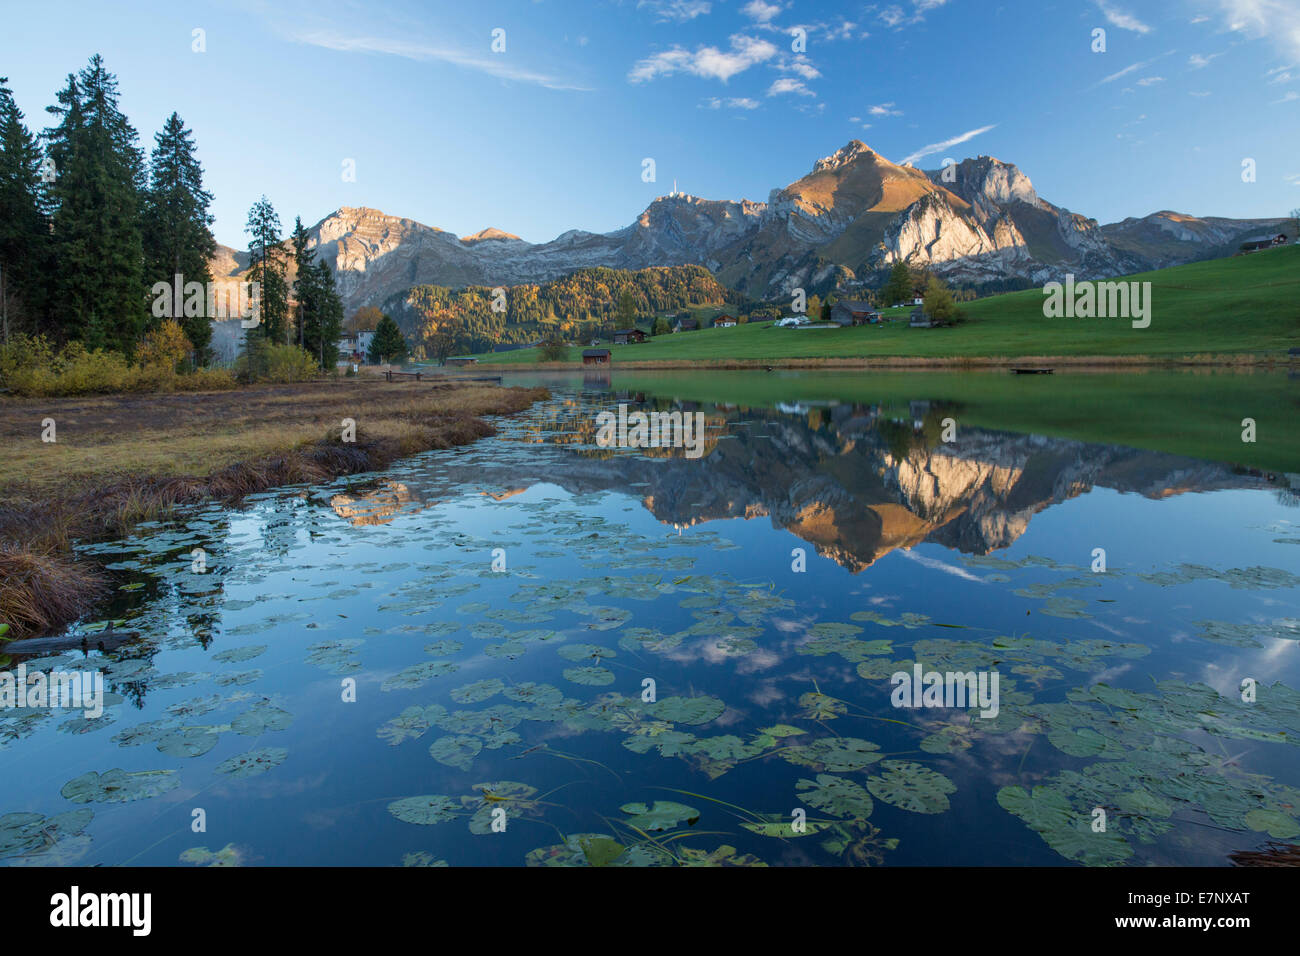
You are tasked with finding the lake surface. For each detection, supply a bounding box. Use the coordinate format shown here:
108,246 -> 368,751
3,370 -> 1299,867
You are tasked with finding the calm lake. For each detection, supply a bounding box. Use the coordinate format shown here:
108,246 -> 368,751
3,369 -> 1299,867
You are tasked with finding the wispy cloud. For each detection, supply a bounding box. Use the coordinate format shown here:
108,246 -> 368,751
1188,52 -> 1224,68
876,0 -> 948,29
637,0 -> 712,22
704,96 -> 761,109
1212,0 -> 1300,61
778,55 -> 821,80
900,124 -> 997,165
1095,1 -> 1152,35
1136,75 -> 1165,85
629,35 -> 777,83
1275,90 -> 1299,103
869,101 -> 902,116
289,30 -> 592,91
1092,52 -> 1175,88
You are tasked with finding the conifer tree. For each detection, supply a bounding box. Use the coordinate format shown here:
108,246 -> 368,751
290,216 -> 342,368
368,314 -> 407,365
43,56 -> 147,352
0,77 -> 49,343
143,112 -> 215,361
244,195 -> 287,343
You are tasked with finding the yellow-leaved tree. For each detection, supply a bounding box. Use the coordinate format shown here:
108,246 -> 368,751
138,319 -> 193,370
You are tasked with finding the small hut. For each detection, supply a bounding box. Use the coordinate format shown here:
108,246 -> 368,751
582,348 -> 611,365
831,301 -> 881,326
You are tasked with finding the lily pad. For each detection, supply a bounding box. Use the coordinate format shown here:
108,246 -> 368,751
865,761 -> 955,814
797,774 -> 874,820
61,769 -> 179,804
387,795 -> 460,825
619,800 -> 700,832
215,747 -> 288,778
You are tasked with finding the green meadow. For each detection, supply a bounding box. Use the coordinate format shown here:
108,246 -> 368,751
474,245 -> 1300,365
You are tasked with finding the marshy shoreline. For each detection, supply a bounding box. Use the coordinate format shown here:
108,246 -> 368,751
0,380 -> 549,641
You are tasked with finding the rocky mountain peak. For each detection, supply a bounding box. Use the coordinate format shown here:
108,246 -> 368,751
812,140 -> 876,173
462,227 -> 521,242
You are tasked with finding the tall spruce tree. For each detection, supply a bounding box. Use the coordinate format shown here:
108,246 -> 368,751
290,215 -> 311,347
882,260 -> 911,307
143,112 -> 216,361
244,195 -> 287,343
0,77 -> 50,343
290,216 -> 343,368
43,56 -> 147,352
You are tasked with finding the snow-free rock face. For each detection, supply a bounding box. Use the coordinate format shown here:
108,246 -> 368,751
211,142 -> 1288,313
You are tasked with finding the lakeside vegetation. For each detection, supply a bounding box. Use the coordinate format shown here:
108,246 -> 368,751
0,380 -> 548,639
471,246 -> 1300,366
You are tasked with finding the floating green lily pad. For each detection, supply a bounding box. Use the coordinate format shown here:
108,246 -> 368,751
387,795 -> 459,825
215,747 -> 288,778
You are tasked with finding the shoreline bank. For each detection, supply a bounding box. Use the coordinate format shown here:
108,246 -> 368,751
0,381 -> 549,641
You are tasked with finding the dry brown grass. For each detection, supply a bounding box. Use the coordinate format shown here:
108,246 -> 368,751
0,379 -> 547,638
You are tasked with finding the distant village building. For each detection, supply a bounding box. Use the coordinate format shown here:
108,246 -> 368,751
1240,233 -> 1288,252
338,329 -> 377,361
612,328 -> 647,345
830,301 -> 881,326
713,314 -> 737,328
583,348 -> 611,365
674,317 -> 700,332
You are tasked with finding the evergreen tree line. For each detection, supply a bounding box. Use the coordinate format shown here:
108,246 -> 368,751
0,55 -> 342,370
393,265 -> 743,357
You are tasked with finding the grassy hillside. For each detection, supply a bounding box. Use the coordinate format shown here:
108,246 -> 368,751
474,245 -> 1300,365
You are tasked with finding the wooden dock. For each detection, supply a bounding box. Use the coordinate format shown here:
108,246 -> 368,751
1010,367 -> 1054,375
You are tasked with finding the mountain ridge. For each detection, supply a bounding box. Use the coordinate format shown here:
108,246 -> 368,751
210,140 -> 1289,314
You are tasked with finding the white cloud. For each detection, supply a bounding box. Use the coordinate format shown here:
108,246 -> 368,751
878,5 -> 907,27
638,0 -> 712,22
1275,90 -> 1300,102
288,31 -> 591,91
779,55 -> 821,79
1136,75 -> 1165,85
1095,1 -> 1152,34
1095,55 -> 1163,86
742,0 -> 783,22
1188,52 -> 1224,68
900,124 -> 997,165
1213,0 -> 1300,61
629,34 -> 777,82
869,101 -> 903,116
1190,89 -> 1213,95
768,76 -> 815,96
704,96 -> 760,109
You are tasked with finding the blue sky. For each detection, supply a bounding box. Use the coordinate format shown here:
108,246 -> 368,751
2,0 -> 1297,248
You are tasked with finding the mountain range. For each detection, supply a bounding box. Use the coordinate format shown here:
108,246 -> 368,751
210,140 -> 1290,316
